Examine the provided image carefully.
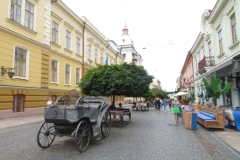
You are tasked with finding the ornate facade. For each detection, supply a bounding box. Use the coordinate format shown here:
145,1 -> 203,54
0,0 -> 124,119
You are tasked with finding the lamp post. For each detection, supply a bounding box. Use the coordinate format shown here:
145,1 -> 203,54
1,66 -> 15,79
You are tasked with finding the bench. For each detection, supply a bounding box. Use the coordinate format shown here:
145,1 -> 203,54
187,106 -> 194,111
110,110 -> 124,128
197,110 -> 224,130
116,108 -> 131,121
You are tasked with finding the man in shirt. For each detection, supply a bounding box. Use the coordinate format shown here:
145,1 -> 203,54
162,98 -> 168,112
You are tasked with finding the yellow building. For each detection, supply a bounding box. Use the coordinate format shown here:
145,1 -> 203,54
0,0 -> 124,119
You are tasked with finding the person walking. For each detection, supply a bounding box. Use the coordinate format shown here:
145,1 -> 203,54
172,97 -> 181,126
168,99 -> 172,110
155,98 -> 160,110
159,98 -> 163,112
132,101 -> 137,111
162,98 -> 168,113
46,97 -> 52,106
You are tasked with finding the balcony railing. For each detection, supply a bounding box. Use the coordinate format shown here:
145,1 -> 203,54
198,56 -> 215,71
132,55 -> 138,62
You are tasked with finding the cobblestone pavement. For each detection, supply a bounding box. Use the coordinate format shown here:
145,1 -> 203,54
0,106 -> 239,160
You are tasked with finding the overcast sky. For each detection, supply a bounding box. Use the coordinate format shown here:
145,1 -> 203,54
61,0 -> 217,91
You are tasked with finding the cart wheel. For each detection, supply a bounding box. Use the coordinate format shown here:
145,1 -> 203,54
37,122 -> 56,149
101,110 -> 111,138
75,120 -> 91,153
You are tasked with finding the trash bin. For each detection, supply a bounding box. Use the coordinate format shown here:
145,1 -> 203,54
185,112 -> 197,130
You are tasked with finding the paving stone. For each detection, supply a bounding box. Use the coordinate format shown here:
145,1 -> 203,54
0,106 -> 239,160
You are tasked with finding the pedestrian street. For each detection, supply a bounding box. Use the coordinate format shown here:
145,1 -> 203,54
0,105 -> 239,160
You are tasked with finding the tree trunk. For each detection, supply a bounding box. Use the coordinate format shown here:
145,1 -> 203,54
213,98 -> 217,107
113,95 -> 116,107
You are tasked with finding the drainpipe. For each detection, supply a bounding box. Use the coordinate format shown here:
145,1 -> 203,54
82,21 -> 86,77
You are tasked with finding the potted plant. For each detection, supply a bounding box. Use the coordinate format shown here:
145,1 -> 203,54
203,76 -> 233,107
186,89 -> 195,105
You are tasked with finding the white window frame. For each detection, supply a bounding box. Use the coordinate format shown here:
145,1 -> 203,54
88,45 -> 91,60
50,59 -> 59,84
76,67 -> 80,86
24,1 -> 34,30
101,53 -> 103,64
10,0 -> 22,23
76,37 -> 81,55
12,45 -> 30,80
218,30 -> 223,55
230,15 -> 237,44
9,0 -> 37,31
64,64 -> 71,85
66,30 -> 71,51
95,49 -> 98,63
52,21 -> 59,44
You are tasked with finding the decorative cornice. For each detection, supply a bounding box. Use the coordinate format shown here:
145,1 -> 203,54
87,38 -> 94,43
64,21 -> 74,30
51,11 -> 63,22
208,0 -> 229,23
6,18 -> 37,34
0,26 -> 49,50
94,43 -> 100,48
100,47 -> 105,52
190,32 -> 204,54
75,30 -> 83,36
49,48 -> 83,64
56,1 -> 84,27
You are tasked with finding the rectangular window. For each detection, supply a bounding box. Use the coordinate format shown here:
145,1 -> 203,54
202,48 -> 205,57
76,68 -> 80,85
231,16 -> 237,44
95,49 -> 98,63
14,47 -> 26,77
88,45 -> 91,60
10,0 -> 21,23
218,30 -> 223,55
76,37 -> 81,55
25,1 -> 34,30
51,60 -> 58,82
208,41 -> 212,56
101,53 -> 103,64
52,21 -> 59,44
13,94 -> 24,112
65,64 -> 70,84
66,30 -> 71,50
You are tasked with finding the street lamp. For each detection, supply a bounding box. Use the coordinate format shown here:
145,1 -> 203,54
1,66 -> 15,79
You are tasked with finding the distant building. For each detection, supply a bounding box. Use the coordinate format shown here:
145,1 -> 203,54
117,25 -> 143,66
150,78 -> 162,89
180,53 -> 194,92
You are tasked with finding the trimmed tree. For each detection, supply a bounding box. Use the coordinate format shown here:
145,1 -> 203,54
79,63 -> 154,106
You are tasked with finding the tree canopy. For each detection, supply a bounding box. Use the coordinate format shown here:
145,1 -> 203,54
79,63 -> 154,97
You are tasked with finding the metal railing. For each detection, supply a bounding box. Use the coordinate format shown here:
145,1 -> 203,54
198,56 -> 215,71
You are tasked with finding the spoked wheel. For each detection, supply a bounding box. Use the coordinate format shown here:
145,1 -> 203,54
37,122 -> 56,149
75,120 -> 91,153
101,110 -> 111,138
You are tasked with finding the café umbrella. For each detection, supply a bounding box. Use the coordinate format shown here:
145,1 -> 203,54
174,92 -> 188,97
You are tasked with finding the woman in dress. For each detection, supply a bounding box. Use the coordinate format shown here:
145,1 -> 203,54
172,97 -> 181,126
